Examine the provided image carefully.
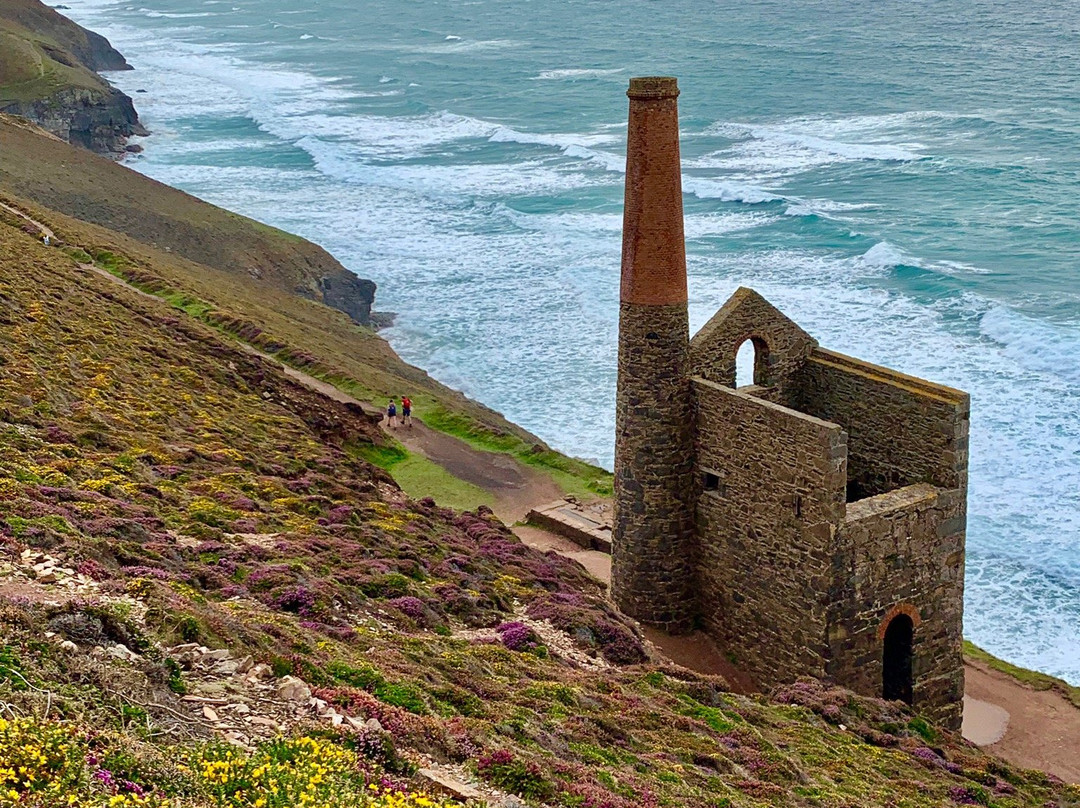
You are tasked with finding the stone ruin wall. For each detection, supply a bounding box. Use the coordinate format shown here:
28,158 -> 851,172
689,287 -> 816,402
790,348 -> 970,497
829,484 -> 967,730
692,376 -> 847,684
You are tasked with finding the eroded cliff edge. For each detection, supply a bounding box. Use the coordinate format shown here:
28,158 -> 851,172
0,0 -> 147,154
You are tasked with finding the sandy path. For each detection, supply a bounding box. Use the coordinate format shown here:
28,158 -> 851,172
965,661 -> 1080,782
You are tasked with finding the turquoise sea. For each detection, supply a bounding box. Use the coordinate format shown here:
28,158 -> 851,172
63,0 -> 1080,682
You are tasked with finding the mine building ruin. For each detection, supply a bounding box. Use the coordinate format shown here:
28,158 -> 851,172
612,76 -> 968,729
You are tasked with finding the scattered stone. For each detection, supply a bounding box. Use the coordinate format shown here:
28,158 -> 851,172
365,717 -> 384,732
203,705 -> 219,722
275,676 -> 311,702
418,769 -> 485,801
230,704 -> 251,715
202,649 -> 231,662
247,663 -> 272,680
235,656 -> 253,674
59,640 -> 78,653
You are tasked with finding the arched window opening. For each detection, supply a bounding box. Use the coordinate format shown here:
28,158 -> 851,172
735,340 -> 756,388
734,337 -> 769,388
882,614 -> 914,705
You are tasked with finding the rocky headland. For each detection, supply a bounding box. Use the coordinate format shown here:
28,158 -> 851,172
0,0 -> 146,154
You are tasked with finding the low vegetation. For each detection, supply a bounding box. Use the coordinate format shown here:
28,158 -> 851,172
2,201 -> 1078,807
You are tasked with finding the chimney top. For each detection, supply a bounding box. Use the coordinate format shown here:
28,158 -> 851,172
627,76 -> 680,100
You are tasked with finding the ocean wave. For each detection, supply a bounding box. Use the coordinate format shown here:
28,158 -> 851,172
682,177 -> 782,204
531,68 -> 625,80
695,120 -> 925,178
783,199 -> 879,219
860,240 -> 915,269
979,305 -> 1080,386
489,127 -> 618,149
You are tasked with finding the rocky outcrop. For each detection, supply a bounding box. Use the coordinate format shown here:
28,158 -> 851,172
0,0 -> 145,155
1,86 -> 146,155
317,273 -> 377,327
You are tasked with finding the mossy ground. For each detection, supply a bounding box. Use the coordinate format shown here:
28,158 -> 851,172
1,199 -> 1078,808
352,442 -> 493,512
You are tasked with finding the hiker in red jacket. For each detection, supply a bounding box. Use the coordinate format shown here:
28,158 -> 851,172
401,396 -> 412,427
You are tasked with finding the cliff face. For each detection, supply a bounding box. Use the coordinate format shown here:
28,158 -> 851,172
1,85 -> 146,154
318,272 -> 377,326
0,0 -> 144,155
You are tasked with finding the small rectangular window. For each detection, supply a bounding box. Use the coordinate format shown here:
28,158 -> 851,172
703,472 -> 720,492
794,494 -> 802,517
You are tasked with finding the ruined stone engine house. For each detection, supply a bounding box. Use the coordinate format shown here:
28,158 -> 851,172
612,77 -> 969,729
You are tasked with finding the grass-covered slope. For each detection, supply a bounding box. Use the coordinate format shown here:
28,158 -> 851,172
0,122 -> 611,495
1,196 -> 1077,808
0,114 -> 374,325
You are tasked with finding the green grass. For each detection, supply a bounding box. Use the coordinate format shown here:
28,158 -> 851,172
353,440 -> 493,511
421,405 -> 612,499
964,640 -> 1080,710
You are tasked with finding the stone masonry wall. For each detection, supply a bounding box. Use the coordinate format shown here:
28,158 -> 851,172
612,302 -> 697,632
791,348 -> 970,498
692,377 -> 846,684
690,287 -> 817,401
828,484 -> 966,730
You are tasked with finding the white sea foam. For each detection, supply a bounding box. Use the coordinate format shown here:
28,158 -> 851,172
532,68 -> 625,80
979,305 -> 1080,385
682,177 -> 782,204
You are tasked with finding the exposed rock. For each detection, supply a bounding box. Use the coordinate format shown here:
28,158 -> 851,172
275,676 -> 311,702
0,0 -> 147,155
317,273 -> 376,327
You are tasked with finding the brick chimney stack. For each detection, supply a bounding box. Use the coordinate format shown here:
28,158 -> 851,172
611,76 -> 696,633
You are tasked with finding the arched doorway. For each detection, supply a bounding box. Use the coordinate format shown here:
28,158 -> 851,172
882,614 -> 914,704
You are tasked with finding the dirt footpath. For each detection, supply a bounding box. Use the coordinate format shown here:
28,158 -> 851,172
965,661 -> 1080,782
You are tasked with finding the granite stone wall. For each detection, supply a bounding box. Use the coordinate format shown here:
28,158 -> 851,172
692,377 -> 847,683
791,348 -> 970,498
690,287 -> 817,400
828,484 -> 966,729
612,302 -> 697,632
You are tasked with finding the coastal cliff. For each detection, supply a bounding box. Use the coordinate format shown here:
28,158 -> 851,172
0,114 -> 377,327
0,0 -> 146,154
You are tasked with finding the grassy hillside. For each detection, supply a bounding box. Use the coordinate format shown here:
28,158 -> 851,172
0,117 -> 611,496
1,180 -> 1078,808
0,114 -> 377,324
0,1 -> 112,105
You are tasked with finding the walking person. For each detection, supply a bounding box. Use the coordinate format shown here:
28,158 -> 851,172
386,398 -> 398,428
401,395 -> 412,427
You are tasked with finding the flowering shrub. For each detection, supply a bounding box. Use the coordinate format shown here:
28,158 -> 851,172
475,749 -> 553,801
0,716 -> 450,808
495,621 -> 538,653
